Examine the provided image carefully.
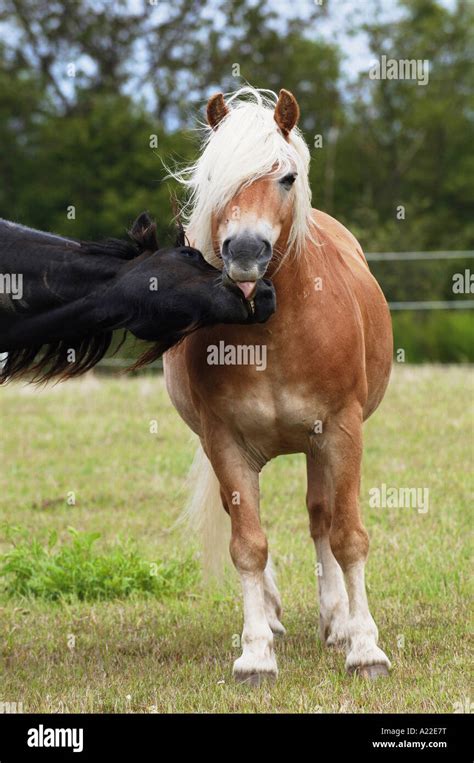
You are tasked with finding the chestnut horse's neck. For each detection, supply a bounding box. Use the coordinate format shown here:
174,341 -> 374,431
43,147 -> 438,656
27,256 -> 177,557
268,216 -> 328,300
269,210 -> 368,302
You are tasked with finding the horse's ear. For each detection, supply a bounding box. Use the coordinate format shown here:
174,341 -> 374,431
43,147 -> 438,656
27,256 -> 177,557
170,193 -> 188,247
175,220 -> 187,247
207,92 -> 229,131
274,89 -> 300,139
129,212 -> 159,252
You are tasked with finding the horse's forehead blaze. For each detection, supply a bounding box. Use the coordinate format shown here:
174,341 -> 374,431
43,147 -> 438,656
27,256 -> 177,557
221,178 -> 286,222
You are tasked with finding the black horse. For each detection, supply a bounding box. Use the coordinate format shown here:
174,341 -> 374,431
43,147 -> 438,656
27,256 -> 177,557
0,213 -> 276,382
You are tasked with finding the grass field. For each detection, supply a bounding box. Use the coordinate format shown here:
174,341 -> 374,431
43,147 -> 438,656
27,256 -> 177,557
0,365 -> 472,713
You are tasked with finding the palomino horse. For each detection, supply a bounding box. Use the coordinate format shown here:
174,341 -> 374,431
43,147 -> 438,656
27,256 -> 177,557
165,87 -> 393,684
0,213 -> 275,382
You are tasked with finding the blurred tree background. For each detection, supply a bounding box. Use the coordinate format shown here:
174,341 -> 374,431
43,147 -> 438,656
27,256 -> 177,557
0,0 -> 472,361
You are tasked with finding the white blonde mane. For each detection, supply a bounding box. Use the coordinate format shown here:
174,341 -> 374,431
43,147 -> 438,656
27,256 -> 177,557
169,87 -> 315,262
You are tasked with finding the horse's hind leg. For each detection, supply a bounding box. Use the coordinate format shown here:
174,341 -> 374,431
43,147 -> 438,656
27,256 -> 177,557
326,406 -> 391,678
306,454 -> 349,648
212,436 -> 277,684
263,557 -> 285,636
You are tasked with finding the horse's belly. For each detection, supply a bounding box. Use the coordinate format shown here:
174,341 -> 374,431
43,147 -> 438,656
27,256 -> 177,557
163,349 -> 202,436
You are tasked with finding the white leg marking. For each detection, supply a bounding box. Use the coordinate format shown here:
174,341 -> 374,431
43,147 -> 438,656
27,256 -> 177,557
315,536 -> 350,647
233,570 -> 278,683
344,561 -> 391,672
263,556 -> 286,636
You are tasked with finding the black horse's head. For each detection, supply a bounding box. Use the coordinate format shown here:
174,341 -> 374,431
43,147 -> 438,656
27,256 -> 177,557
117,213 -> 276,357
0,212 -> 276,382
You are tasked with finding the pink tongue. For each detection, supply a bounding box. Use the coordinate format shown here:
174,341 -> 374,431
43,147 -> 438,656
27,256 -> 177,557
236,281 -> 256,300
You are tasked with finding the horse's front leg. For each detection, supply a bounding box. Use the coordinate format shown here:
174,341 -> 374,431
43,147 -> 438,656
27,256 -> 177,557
221,490 -> 285,637
210,437 -> 277,685
327,407 -> 391,678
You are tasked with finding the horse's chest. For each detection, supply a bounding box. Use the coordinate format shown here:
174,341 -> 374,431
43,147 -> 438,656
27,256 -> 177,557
212,379 -> 327,457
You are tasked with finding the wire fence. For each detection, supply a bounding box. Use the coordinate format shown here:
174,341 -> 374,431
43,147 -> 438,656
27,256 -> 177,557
95,249 -> 473,369
366,250 -> 474,311
1,250 -> 471,373
366,251 -> 474,262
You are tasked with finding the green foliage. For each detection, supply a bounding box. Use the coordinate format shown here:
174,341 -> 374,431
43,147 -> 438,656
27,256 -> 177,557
370,256 -> 474,363
0,90 -> 194,242
393,310 -> 474,363
0,0 -> 472,362
330,0 -> 474,252
0,526 -> 199,602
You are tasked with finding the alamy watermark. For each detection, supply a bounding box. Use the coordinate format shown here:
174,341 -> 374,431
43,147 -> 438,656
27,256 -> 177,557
27,724 -> 83,753
369,483 -> 429,514
452,269 -> 473,294
0,700 -> 24,713
207,341 -> 267,371
369,56 -> 430,86
0,272 -> 23,300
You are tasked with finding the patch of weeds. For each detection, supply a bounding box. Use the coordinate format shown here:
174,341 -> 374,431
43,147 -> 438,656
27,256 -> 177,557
0,525 -> 199,602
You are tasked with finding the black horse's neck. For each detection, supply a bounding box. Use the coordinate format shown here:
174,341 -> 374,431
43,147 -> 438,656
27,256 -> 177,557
0,219 -> 136,319
0,219 -> 143,382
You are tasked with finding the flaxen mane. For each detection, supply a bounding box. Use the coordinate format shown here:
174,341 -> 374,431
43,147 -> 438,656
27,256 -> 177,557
169,86 -> 316,263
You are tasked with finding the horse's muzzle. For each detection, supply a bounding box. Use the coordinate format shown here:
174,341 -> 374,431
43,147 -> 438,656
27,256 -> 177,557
251,278 -> 276,323
221,233 -> 272,285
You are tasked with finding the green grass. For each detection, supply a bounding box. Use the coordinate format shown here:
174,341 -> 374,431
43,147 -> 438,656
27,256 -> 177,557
0,366 -> 472,713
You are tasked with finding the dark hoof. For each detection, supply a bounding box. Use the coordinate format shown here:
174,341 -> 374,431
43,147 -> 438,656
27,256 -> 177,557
234,671 -> 277,687
348,663 -> 390,680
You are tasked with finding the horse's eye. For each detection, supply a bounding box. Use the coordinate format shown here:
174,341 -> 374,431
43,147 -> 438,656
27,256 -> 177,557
279,172 -> 297,189
180,247 -> 200,258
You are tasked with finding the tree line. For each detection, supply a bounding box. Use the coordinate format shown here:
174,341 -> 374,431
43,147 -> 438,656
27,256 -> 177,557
0,0 -> 472,361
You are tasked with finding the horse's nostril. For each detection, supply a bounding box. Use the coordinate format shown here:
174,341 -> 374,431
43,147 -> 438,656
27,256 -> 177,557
258,240 -> 272,258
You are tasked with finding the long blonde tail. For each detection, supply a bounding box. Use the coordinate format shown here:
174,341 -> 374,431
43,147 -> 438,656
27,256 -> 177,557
181,443 -> 231,578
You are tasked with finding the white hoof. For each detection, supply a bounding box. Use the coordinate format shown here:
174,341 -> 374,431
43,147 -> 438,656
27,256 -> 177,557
233,639 -> 278,685
233,658 -> 278,685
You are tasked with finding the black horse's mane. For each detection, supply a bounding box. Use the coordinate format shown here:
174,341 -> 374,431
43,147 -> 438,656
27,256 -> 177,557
80,217 -> 186,258
0,219 -> 190,384
79,238 -> 140,260
1,334 -> 116,384
1,325 -> 198,385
